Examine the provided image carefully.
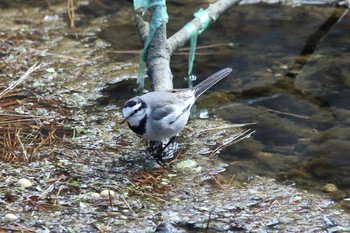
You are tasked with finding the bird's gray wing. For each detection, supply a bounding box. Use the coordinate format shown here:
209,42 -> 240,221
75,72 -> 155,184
144,90 -> 194,122
151,105 -> 177,121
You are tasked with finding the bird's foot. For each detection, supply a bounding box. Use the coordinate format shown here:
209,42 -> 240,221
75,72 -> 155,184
148,137 -> 179,166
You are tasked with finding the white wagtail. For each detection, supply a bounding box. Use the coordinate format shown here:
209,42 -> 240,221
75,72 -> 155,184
120,68 -> 232,145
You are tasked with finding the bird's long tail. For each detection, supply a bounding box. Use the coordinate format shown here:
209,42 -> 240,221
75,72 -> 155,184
194,67 -> 233,98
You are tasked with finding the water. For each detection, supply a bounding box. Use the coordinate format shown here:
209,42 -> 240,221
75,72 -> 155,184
205,4 -> 350,206
100,2 -> 350,207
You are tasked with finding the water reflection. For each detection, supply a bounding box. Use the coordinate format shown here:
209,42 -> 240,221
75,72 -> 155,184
206,4 -> 350,206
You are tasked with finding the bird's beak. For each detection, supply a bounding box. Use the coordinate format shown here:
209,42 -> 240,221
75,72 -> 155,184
120,117 -> 128,125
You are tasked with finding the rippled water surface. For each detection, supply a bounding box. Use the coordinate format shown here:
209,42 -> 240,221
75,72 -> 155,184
205,4 -> 350,207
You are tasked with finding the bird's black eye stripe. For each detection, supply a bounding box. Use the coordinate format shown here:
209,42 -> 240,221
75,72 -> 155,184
131,101 -> 147,114
125,99 -> 147,117
124,100 -> 136,108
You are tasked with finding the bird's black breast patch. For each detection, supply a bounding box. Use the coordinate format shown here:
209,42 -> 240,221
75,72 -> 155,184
128,114 -> 147,135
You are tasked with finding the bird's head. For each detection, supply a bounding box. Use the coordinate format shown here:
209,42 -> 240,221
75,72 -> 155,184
120,97 -> 147,126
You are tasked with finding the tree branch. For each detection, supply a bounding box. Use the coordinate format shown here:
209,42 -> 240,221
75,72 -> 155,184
146,23 -> 173,91
133,0 -> 238,91
168,0 -> 241,54
134,14 -> 149,45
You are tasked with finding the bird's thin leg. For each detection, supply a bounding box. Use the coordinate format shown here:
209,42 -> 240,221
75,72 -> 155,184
149,140 -> 166,167
148,137 -> 176,166
162,136 -> 176,153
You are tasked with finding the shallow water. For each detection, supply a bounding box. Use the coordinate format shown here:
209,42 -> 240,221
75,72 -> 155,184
102,2 -> 350,208
206,4 -> 350,207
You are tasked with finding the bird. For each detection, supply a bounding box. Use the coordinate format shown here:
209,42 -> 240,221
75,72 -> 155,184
120,67 -> 232,142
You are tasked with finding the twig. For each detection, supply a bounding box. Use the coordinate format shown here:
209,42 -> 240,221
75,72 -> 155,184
12,222 -> 36,233
266,108 -> 310,119
179,42 -> 236,51
0,63 -> 44,99
32,132 -> 52,154
29,48 -> 90,63
211,174 -> 224,190
95,224 -> 105,233
107,42 -> 235,55
108,190 -> 113,208
0,113 -> 54,118
15,128 -> 28,162
121,194 -> 136,215
39,176 -> 63,199
205,211 -> 212,233
209,129 -> 255,158
67,0 -> 76,30
44,0 -> 52,10
53,185 -> 63,206
0,119 -> 50,125
228,174 -> 236,185
173,51 -> 231,56
197,123 -> 256,132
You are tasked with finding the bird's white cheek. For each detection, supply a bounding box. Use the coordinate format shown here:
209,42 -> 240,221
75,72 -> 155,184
128,112 -> 145,126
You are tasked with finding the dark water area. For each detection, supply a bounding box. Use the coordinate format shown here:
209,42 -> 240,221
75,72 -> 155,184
101,2 -> 350,209
206,4 -> 350,208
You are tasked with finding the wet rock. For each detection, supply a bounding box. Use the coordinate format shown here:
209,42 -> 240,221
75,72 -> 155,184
155,222 -> 178,233
302,157 -> 334,178
294,10 -> 350,110
294,58 -> 350,105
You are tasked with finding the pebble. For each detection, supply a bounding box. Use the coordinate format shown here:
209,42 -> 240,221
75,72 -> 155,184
100,190 -> 115,196
322,183 -> 338,193
274,73 -> 283,78
5,213 -> 18,221
17,178 -> 33,188
280,64 -> 288,70
175,159 -> 198,169
91,192 -> 101,198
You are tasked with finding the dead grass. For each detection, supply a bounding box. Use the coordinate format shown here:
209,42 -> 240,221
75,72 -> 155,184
0,66 -> 73,163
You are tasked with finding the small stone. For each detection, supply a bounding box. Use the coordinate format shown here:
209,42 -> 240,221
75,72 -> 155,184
280,64 -> 288,70
100,190 -> 115,196
322,183 -> 338,193
5,213 -> 18,221
17,178 -> 33,188
91,192 -> 100,198
274,73 -> 283,78
175,159 -> 198,169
